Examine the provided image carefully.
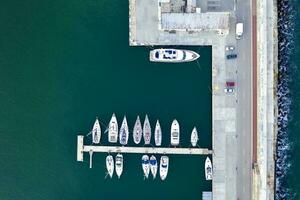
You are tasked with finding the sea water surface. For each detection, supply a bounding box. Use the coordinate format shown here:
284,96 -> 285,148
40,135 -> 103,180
0,1 -> 212,199
276,0 -> 300,199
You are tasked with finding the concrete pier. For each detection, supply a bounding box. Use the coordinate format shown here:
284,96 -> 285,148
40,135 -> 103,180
77,135 -> 212,163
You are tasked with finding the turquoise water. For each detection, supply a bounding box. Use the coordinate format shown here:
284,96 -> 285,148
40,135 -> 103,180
0,0 -> 212,199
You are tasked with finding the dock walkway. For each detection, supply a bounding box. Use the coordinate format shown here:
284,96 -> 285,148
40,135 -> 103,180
77,135 -> 212,162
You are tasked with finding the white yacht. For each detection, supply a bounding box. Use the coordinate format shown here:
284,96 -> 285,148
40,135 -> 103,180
92,118 -> 101,144
133,116 -> 143,144
119,116 -> 129,145
108,113 -> 118,143
205,157 -> 213,181
170,119 -> 180,146
190,127 -> 199,147
106,155 -> 114,178
142,155 -> 150,179
115,154 -> 123,179
150,155 -> 158,179
149,49 -> 200,63
160,156 -> 169,181
154,120 -> 162,146
143,115 -> 151,145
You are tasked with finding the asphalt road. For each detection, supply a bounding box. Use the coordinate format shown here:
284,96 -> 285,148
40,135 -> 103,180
235,0 -> 253,199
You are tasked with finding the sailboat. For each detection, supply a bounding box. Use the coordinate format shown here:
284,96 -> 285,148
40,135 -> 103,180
205,157 -> 213,180
190,127 -> 199,147
154,120 -> 162,146
143,115 -> 151,145
133,116 -> 143,144
170,119 -> 180,146
119,116 -> 129,145
92,118 -> 101,144
108,113 -> 118,143
106,155 -> 114,178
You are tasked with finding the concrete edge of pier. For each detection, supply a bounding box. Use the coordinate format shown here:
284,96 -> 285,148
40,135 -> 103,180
253,0 -> 277,199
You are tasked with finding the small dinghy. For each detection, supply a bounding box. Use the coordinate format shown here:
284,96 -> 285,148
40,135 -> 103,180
133,116 -> 143,144
106,155 -> 114,178
142,155 -> 150,179
154,120 -> 162,146
150,155 -> 158,179
190,127 -> 199,147
92,118 -> 101,144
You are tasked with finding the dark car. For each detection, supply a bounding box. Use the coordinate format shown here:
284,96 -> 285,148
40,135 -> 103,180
226,54 -> 237,59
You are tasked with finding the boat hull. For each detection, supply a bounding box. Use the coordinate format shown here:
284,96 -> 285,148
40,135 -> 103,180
119,116 -> 129,145
205,157 -> 213,180
154,120 -> 162,146
170,119 -> 180,146
133,116 -> 143,144
150,155 -> 158,179
92,118 -> 101,144
149,49 -> 200,63
190,127 -> 198,147
106,155 -> 114,178
108,114 -> 118,143
143,115 -> 151,145
160,156 -> 169,180
115,154 -> 123,179
142,155 -> 150,179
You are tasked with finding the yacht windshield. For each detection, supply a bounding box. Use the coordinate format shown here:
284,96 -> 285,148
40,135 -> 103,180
155,52 -> 159,59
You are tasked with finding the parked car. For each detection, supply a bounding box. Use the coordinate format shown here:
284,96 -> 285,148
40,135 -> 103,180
224,81 -> 235,93
226,54 -> 237,59
225,46 -> 235,51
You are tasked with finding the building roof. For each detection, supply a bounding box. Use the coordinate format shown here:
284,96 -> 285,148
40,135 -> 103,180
161,12 -> 230,31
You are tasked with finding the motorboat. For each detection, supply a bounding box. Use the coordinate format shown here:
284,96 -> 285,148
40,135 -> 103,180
149,49 -> 200,63
154,120 -> 162,146
150,155 -> 158,179
205,157 -> 213,180
160,156 -> 169,181
115,154 -> 123,179
119,116 -> 129,145
143,115 -> 151,145
108,113 -> 118,143
190,127 -> 199,147
133,116 -> 143,144
92,118 -> 101,144
142,155 -> 150,179
106,155 -> 114,178
170,119 -> 180,146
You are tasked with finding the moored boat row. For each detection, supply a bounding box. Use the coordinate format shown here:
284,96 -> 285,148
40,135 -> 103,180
106,154 -> 168,180
90,114 -> 200,147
